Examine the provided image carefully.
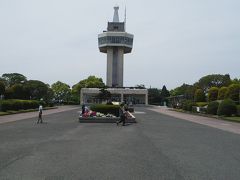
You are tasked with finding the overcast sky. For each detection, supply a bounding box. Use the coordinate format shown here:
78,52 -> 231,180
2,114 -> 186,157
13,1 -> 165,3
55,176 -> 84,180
0,0 -> 239,90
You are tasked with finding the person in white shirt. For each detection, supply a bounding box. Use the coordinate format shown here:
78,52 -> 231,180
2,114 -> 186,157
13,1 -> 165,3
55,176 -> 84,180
37,105 -> 43,124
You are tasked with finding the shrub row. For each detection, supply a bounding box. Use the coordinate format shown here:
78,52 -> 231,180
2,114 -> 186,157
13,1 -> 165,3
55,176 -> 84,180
183,99 -> 238,116
237,105 -> 240,117
207,101 -> 219,115
217,99 -> 237,116
0,99 -> 40,112
90,104 -> 120,117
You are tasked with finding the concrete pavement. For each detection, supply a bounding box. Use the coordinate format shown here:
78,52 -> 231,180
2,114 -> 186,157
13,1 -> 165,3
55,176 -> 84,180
0,107 -> 240,179
0,106 -> 80,124
149,106 -> 240,135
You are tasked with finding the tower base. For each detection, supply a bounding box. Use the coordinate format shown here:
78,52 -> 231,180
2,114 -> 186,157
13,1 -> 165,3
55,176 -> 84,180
80,88 -> 148,105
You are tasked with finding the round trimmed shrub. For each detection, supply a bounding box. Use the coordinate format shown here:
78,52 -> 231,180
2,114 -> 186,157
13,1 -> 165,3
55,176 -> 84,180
218,87 -> 228,100
194,89 -> 206,102
217,99 -> 237,116
208,87 -> 219,102
207,101 -> 219,115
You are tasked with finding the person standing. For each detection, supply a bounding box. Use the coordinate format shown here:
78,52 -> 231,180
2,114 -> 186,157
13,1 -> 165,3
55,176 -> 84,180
37,104 -> 43,124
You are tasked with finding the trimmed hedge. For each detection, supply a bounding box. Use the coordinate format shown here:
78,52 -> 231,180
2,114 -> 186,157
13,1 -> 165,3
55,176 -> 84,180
217,99 -> 237,116
0,99 -> 39,112
90,104 -> 120,117
207,101 -> 219,115
237,105 -> 240,117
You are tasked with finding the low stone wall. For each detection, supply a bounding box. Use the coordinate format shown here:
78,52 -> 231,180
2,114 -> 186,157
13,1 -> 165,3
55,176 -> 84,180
79,112 -> 136,123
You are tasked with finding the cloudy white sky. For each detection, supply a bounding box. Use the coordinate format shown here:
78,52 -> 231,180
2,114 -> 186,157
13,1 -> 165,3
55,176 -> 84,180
0,0 -> 239,90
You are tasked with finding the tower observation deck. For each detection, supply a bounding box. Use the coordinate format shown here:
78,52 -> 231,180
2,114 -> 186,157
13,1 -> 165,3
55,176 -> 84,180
98,6 -> 134,87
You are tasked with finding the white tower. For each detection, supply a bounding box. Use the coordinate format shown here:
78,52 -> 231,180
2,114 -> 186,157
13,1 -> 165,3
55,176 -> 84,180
98,6 -> 134,87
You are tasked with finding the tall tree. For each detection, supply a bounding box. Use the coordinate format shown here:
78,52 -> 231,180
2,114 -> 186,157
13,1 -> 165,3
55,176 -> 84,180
170,83 -> 196,100
160,85 -> 170,98
24,80 -> 49,100
72,76 -> 105,102
51,81 -> 71,103
0,81 -> 5,97
196,74 -> 231,91
148,88 -> 162,105
1,73 -> 27,88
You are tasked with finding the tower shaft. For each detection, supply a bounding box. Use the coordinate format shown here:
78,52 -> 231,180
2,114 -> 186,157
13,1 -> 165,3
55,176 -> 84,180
107,47 -> 124,87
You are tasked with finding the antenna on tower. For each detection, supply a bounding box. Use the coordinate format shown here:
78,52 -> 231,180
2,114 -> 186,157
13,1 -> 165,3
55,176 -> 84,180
113,6 -> 119,22
124,5 -> 127,31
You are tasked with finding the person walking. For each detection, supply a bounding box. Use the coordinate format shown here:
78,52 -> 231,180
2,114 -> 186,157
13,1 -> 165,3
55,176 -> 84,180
81,104 -> 85,115
37,104 -> 43,124
117,103 -> 127,126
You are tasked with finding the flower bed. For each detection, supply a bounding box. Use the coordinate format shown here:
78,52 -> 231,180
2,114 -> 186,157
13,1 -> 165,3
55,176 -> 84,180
79,110 -> 136,123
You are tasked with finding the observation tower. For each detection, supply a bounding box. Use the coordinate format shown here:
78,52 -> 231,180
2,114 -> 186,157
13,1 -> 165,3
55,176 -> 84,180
98,6 -> 134,87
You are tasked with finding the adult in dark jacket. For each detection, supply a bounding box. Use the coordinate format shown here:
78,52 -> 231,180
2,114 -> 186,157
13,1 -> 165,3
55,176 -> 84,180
117,103 -> 126,126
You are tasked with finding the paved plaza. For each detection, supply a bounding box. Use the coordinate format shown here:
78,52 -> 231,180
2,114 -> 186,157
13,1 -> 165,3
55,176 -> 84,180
1,106 -> 240,179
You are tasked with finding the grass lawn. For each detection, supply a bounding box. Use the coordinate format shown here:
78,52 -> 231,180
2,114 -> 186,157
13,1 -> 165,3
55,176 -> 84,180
223,116 -> 240,122
0,107 -> 57,116
0,112 -> 9,116
171,108 -> 240,123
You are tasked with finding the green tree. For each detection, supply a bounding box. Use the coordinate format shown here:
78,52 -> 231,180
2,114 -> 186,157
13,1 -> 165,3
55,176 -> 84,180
208,87 -> 219,102
194,89 -> 206,102
148,88 -> 162,105
218,87 -> 228,100
24,80 -> 49,100
160,85 -> 170,98
225,84 -> 240,102
96,87 -> 112,102
72,76 -> 105,102
9,84 -> 29,99
51,81 -> 71,103
0,81 -> 5,97
231,78 -> 240,84
161,85 -> 170,105
196,74 -> 231,91
170,83 -> 196,100
1,73 -> 27,88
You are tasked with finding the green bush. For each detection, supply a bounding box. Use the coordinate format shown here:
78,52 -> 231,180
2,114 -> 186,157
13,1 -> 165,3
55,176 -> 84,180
182,100 -> 196,111
225,84 -> 240,102
207,101 -> 219,115
217,99 -> 237,116
208,87 -> 219,102
218,87 -> 228,100
237,105 -> 240,117
0,99 -> 39,112
194,89 -> 206,102
90,104 -> 120,117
